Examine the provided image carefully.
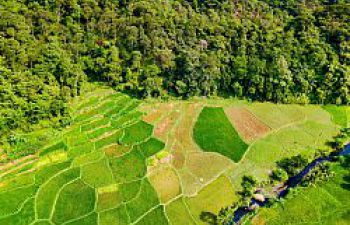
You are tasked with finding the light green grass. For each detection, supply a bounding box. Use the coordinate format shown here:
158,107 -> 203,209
0,185 -> 37,217
68,142 -> 95,158
135,206 -> 168,225
36,168 -> 80,219
81,117 -> 110,132
99,205 -> 130,225
39,141 -> 68,156
185,176 -> 237,225
126,179 -> 160,223
0,197 -> 35,225
64,212 -> 98,225
81,158 -> 114,188
258,164 -> 350,225
94,130 -> 123,149
35,161 -> 71,185
166,198 -> 196,225
193,107 -> 248,162
97,187 -> 123,212
323,105 -> 348,127
246,103 -> 305,129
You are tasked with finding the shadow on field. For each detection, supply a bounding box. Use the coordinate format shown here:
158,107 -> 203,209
341,175 -> 350,190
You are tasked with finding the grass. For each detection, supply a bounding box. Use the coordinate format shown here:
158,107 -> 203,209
135,206 -> 168,225
36,168 -> 80,219
137,136 -> 165,157
99,205 -> 130,225
126,179 -> 160,222
68,142 -> 95,158
35,161 -> 71,185
246,103 -> 305,129
185,175 -> 237,225
166,198 -> 196,225
0,185 -> 37,217
256,164 -> 350,225
81,157 -> 114,188
109,149 -> 146,183
97,185 -> 123,212
193,107 -> 248,162
64,212 -> 98,225
81,117 -> 110,132
0,197 -> 35,225
0,87 -> 346,225
94,130 -> 123,149
120,121 -> 153,145
119,179 -> 142,202
52,179 -> 95,224
39,141 -> 68,156
323,105 -> 348,127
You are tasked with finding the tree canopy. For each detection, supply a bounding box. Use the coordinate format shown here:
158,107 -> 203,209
0,0 -> 349,140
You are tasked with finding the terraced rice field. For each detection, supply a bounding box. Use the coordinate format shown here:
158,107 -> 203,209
0,88 -> 347,225
0,88 -> 167,225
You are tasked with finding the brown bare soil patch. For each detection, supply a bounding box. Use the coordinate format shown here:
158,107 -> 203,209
174,103 -> 203,153
225,107 -> 271,142
143,103 -> 175,124
154,108 -> 181,141
171,142 -> 186,170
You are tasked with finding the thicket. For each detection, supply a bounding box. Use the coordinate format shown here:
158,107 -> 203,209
0,0 -> 349,140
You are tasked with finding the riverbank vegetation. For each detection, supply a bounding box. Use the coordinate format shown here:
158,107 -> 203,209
1,0 -> 349,142
204,128 -> 350,225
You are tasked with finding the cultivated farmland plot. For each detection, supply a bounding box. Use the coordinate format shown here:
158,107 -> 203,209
0,88 -> 348,225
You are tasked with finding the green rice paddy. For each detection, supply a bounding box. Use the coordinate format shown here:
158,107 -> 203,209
0,87 -> 348,225
193,107 -> 248,162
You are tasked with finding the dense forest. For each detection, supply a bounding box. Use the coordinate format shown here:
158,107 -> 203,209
0,0 -> 349,141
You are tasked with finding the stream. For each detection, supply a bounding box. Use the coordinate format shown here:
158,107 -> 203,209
228,143 -> 350,225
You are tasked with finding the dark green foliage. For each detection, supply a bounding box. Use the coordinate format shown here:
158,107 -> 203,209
0,0 -> 348,143
277,154 -> 309,177
238,175 -> 258,200
193,107 -> 248,162
270,168 -> 289,182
